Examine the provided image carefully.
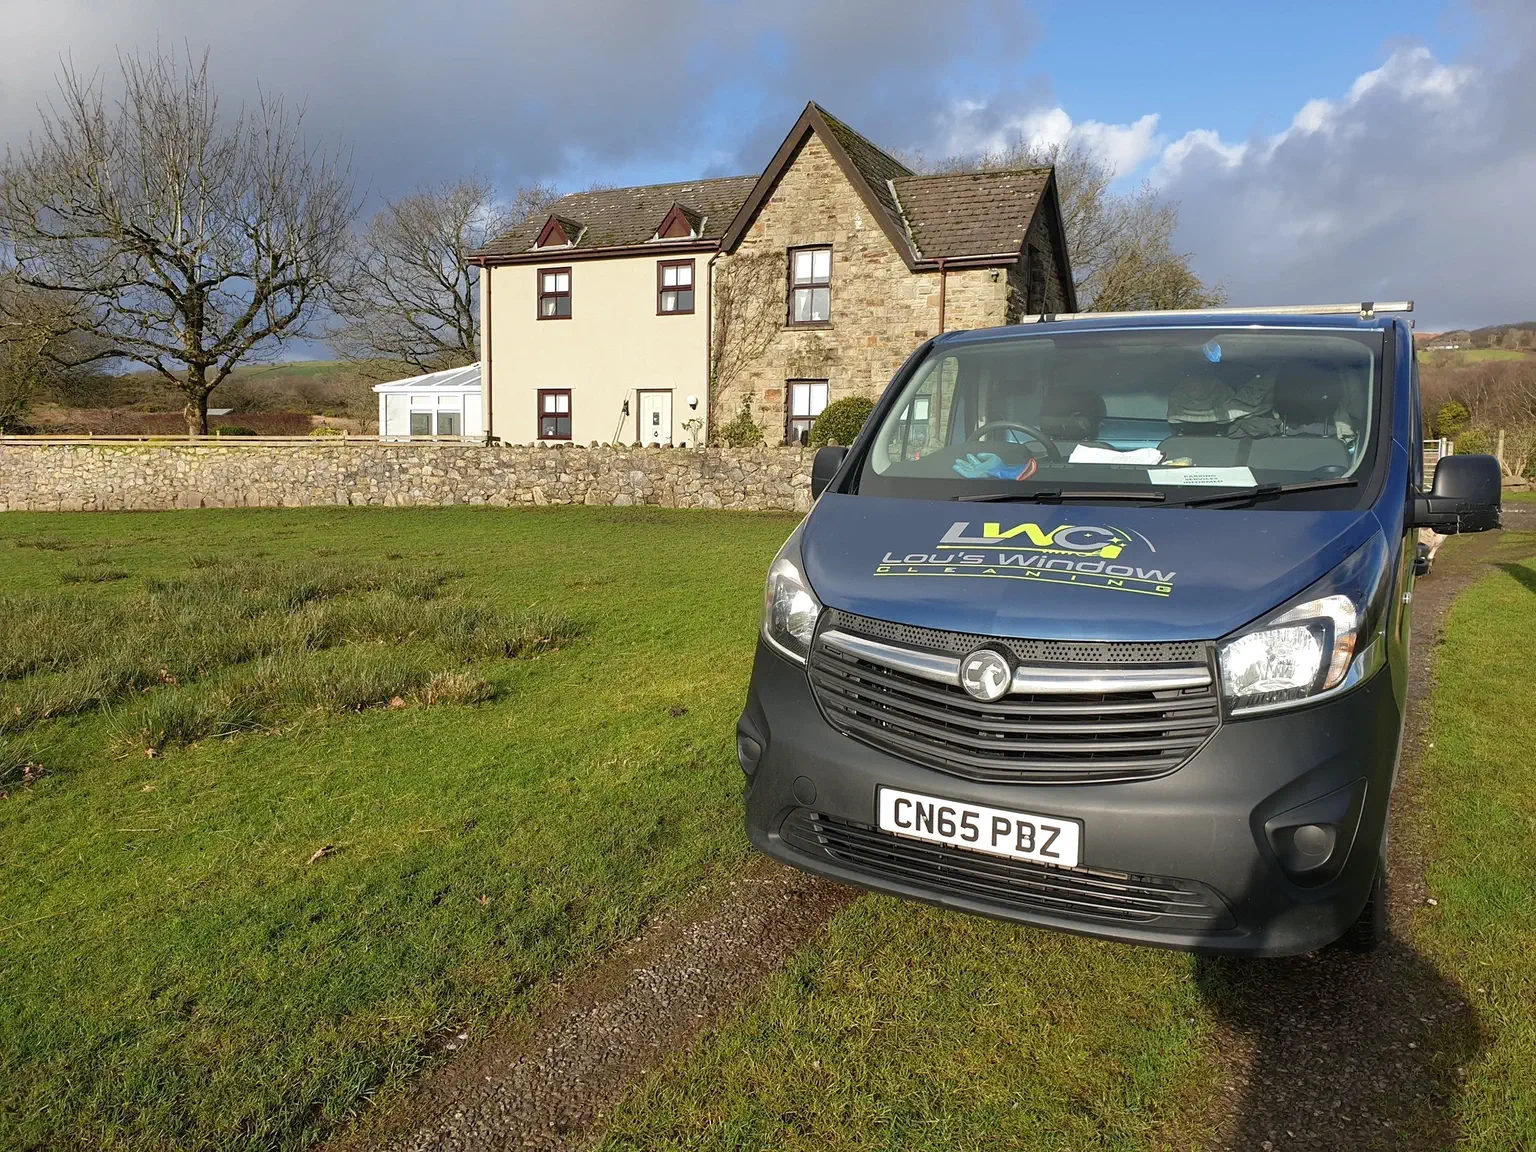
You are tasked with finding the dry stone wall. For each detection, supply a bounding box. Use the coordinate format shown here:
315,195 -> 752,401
0,442 -> 816,514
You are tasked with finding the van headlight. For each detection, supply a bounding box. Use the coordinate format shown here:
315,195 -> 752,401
1217,534 -> 1391,716
762,530 -> 822,665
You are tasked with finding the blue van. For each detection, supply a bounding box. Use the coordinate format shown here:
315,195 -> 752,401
738,303 -> 1502,955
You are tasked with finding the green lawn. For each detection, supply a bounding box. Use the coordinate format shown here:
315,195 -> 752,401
6,509 -> 1536,1152
1412,531 -> 1536,1148
595,531 -> 1536,1152
1420,348 -> 1536,366
598,899 -> 1219,1151
0,507 -> 796,1151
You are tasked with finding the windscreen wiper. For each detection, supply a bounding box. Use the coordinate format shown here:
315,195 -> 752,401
954,488 -> 1167,503
1176,478 -> 1359,509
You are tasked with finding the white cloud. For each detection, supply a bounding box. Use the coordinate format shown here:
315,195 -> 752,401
1153,12 -> 1536,330
936,104 -> 1164,178
928,4 -> 1533,329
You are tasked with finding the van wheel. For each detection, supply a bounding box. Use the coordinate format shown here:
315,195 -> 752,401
1333,859 -> 1388,954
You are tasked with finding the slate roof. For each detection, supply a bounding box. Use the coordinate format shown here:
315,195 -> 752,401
815,106 -> 913,225
475,103 -> 1064,283
892,168 -> 1052,260
475,176 -> 758,260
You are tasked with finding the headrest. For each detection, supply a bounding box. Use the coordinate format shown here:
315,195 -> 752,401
1274,368 -> 1340,428
1167,375 -> 1236,425
1229,377 -> 1274,417
1039,385 -> 1105,442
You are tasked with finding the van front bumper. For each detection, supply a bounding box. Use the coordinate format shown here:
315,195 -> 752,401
738,639 -> 1402,956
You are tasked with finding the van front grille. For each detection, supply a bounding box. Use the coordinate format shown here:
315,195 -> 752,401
782,810 -> 1233,928
807,617 -> 1219,785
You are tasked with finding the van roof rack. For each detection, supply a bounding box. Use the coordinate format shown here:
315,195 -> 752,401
1026,301 -> 1413,324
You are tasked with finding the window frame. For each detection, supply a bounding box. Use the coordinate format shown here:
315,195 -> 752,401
537,266 -> 572,320
787,245 -> 833,327
785,378 -> 829,445
536,388 -> 573,441
656,259 -> 696,316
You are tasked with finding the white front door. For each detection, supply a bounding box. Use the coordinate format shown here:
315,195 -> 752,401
639,391 -> 672,446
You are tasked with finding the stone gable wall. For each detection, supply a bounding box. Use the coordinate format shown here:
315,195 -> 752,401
1007,197 -> 1073,322
713,134 -> 1013,442
0,442 -> 815,514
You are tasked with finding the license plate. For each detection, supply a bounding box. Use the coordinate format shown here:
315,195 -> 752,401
877,787 -> 1081,869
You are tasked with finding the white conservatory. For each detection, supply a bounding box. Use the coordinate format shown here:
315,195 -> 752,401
373,363 -> 482,439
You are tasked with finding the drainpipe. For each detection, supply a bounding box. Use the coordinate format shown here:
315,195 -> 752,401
936,257 -> 948,334
705,250 -> 721,444
479,260 -> 494,443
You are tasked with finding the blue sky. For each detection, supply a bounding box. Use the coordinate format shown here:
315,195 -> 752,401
1031,0 -> 1463,144
1,0 -> 1530,331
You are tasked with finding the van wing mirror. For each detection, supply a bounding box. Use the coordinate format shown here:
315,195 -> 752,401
811,445 -> 849,499
1412,453 -> 1502,534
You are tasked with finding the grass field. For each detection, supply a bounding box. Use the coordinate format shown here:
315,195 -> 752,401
0,507 -> 793,1151
5,509 -> 1535,1152
1420,348 -> 1536,366
595,531 -> 1536,1152
598,899 -> 1219,1151
1412,531 -> 1536,1148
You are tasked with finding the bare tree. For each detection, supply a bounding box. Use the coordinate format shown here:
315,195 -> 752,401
0,49 -> 355,434
914,138 -> 1223,311
0,273 -> 108,430
330,178 -> 556,377
709,250 -> 783,437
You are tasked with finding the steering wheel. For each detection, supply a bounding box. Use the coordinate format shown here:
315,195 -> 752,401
968,420 -> 1062,461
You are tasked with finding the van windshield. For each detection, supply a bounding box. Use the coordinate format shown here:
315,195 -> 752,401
859,327 -> 1384,505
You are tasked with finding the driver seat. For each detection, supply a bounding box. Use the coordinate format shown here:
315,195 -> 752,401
1039,384 -> 1108,454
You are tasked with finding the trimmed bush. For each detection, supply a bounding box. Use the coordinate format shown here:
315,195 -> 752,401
1434,401 -> 1470,440
809,395 -> 875,448
213,424 -> 258,437
715,397 -> 764,447
1456,427 -> 1495,456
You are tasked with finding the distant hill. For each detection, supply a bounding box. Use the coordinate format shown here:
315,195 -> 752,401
1417,322 -> 1536,352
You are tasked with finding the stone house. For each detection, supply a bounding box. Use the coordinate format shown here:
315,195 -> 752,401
472,102 -> 1075,447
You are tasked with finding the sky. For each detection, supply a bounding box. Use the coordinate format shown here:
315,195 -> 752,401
0,0 -> 1529,333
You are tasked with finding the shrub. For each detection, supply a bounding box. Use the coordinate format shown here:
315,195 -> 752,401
1456,427 -> 1495,456
308,424 -> 344,437
213,424 -> 258,437
1434,400 -> 1470,440
715,397 -> 764,447
809,395 -> 875,448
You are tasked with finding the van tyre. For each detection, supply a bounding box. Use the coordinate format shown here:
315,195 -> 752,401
1334,857 -> 1388,953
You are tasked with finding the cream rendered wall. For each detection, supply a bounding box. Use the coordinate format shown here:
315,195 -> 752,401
484,253 -> 710,445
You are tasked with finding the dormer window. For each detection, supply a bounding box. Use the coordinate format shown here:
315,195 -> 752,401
653,203 -> 701,241
535,215 -> 581,248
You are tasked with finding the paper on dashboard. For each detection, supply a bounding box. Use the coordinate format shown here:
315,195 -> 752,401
1067,445 -> 1164,464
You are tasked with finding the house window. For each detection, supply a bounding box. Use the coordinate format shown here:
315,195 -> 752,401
538,267 -> 571,319
786,379 -> 828,445
789,246 -> 831,325
537,389 -> 572,440
435,410 -> 460,436
658,260 -> 695,314
409,412 -> 432,437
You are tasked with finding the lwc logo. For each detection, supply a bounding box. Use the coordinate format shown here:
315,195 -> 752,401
875,520 -> 1178,597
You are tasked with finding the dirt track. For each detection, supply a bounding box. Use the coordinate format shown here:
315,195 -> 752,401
326,860 -> 852,1152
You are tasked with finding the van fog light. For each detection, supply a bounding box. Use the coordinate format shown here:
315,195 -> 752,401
1292,823 -> 1334,859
